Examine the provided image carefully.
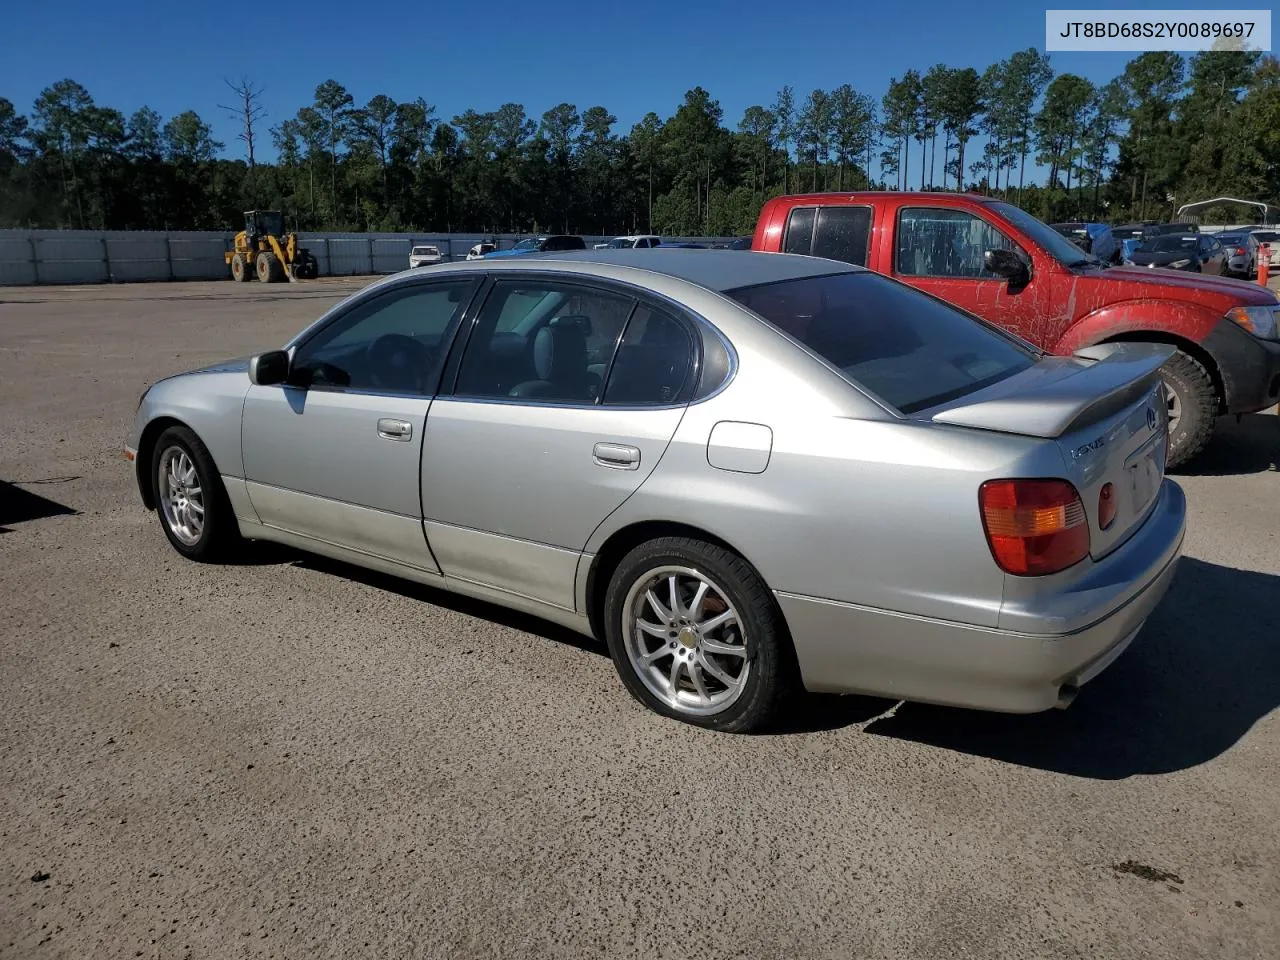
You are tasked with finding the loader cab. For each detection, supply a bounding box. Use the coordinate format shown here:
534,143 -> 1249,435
245,210 -> 284,240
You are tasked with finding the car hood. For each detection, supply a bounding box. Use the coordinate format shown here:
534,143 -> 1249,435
186,355 -> 252,376
483,248 -> 532,258
1101,264 -> 1275,302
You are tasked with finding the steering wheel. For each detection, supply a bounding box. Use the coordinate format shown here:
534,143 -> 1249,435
366,334 -> 432,393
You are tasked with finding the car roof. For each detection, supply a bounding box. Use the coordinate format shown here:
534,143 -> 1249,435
370,248 -> 859,294
506,248 -> 859,290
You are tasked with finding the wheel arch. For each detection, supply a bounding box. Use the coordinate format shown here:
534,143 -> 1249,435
1096,329 -> 1226,414
584,519 -> 775,641
135,415 -> 193,509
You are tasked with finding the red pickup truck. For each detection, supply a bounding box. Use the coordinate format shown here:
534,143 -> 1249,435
751,192 -> 1280,467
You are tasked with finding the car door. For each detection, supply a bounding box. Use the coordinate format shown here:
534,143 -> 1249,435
890,205 -> 1043,343
420,276 -> 698,612
240,277 -> 479,571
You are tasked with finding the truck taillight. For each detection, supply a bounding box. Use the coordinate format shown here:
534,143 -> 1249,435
979,479 -> 1090,576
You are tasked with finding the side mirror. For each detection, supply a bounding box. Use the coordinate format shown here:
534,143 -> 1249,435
984,248 -> 1030,286
248,349 -> 290,386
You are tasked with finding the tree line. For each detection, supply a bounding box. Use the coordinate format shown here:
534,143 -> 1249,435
0,46 -> 1276,238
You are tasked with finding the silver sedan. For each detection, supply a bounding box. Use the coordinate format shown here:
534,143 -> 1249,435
125,250 -> 1186,732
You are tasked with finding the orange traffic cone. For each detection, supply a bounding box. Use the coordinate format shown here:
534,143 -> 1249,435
1259,244 -> 1270,286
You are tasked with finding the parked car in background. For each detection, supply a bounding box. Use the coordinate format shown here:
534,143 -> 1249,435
1113,223 -> 1162,263
1050,222 -> 1119,263
594,235 -> 663,249
713,236 -> 753,250
1251,230 -> 1280,269
1153,222 -> 1200,236
408,245 -> 444,269
1128,234 -> 1228,275
466,242 -> 497,261
125,249 -> 1186,732
485,235 -> 587,258
751,191 -> 1280,467
1215,232 -> 1260,277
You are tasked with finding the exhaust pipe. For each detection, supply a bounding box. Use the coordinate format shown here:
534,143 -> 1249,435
1055,683 -> 1080,710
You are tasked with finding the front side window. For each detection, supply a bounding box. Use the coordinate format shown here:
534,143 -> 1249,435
895,207 -> 1019,279
726,271 -> 1037,414
454,281 -> 635,403
290,280 -> 476,395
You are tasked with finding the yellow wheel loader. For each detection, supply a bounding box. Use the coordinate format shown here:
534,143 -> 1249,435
225,210 -> 319,283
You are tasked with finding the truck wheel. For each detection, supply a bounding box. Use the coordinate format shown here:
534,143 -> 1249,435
256,252 -> 282,282
1160,349 -> 1216,470
230,253 -> 250,282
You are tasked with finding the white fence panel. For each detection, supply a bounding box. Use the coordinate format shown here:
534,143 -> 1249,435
169,237 -> 231,280
0,237 -> 36,285
372,238 -> 411,273
325,238 -> 372,276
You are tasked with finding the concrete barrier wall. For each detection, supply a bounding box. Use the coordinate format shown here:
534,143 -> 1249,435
0,230 -> 731,285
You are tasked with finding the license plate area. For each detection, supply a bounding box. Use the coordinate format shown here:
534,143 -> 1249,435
1125,434 -> 1164,516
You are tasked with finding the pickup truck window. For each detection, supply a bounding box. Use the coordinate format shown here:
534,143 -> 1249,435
988,201 -> 1095,266
783,208 -> 816,255
725,271 -> 1035,415
895,207 -> 1018,279
782,206 -> 872,266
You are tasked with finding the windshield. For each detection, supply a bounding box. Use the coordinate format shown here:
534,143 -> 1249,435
725,271 -> 1037,415
1216,235 -> 1242,245
411,246 -> 437,256
607,238 -> 634,248
989,201 -> 1097,266
513,239 -> 540,251
1142,237 -> 1198,253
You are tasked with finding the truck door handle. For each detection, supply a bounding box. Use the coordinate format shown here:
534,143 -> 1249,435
377,418 -> 412,441
593,442 -> 640,470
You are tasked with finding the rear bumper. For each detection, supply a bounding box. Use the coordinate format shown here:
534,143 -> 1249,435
1204,317 -> 1280,413
778,479 -> 1186,713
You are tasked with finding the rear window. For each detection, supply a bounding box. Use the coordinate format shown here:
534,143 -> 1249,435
725,272 -> 1037,414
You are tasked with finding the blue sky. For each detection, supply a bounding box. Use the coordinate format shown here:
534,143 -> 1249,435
0,0 -> 1230,175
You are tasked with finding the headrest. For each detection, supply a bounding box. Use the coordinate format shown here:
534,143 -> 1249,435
534,323 -> 588,380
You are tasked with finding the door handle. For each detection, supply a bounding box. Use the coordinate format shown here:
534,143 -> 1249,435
593,442 -> 640,470
377,418 -> 413,441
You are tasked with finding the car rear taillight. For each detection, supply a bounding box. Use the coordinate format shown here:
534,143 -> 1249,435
1235,247 -> 1247,256
979,479 -> 1090,576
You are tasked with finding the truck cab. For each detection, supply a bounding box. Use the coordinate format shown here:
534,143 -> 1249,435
751,192 -> 1280,467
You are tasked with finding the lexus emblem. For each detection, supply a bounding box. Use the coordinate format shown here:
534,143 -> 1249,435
1147,406 -> 1158,431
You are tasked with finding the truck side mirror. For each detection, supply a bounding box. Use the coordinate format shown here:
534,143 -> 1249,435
985,248 -> 1030,286
248,350 -> 290,386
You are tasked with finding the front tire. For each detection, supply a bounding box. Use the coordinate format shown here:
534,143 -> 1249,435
1159,349 -> 1216,469
150,425 -> 241,562
603,537 -> 796,733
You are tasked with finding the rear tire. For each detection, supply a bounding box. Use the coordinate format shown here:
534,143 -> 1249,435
230,253 -> 250,282
603,537 -> 797,733
1159,348 -> 1216,470
256,252 -> 282,282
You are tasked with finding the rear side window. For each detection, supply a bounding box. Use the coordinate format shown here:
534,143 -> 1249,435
782,208 -> 816,255
781,206 -> 872,267
602,305 -> 696,406
725,272 -> 1036,414
811,207 -> 872,266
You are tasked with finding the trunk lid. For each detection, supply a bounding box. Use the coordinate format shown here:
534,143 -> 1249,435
929,341 -> 1172,559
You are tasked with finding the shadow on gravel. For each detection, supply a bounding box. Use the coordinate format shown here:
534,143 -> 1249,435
287,552 -> 606,657
0,479 -> 79,532
863,557 -> 1280,778
1171,414 -> 1280,477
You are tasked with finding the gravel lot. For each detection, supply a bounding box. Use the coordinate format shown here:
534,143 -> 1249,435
1,279 -> 1278,960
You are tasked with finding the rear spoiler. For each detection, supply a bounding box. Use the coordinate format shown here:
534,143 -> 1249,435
930,342 -> 1174,439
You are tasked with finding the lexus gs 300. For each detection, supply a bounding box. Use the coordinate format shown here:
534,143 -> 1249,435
125,250 -> 1186,732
